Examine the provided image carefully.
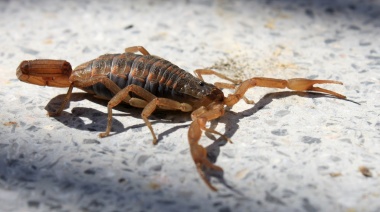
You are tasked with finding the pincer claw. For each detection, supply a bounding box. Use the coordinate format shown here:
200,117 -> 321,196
287,78 -> 346,99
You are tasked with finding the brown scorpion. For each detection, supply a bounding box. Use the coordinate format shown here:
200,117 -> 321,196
16,46 -> 346,191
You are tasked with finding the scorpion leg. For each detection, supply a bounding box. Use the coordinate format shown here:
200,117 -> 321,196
224,77 -> 346,107
49,76 -> 122,116
48,84 -> 74,116
128,98 -> 148,108
188,103 -> 226,191
99,85 -> 192,144
194,69 -> 241,84
99,84 -> 154,138
125,46 -> 151,55
140,98 -> 192,144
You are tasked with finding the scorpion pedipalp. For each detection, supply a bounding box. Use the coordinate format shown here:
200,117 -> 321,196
188,103 -> 227,191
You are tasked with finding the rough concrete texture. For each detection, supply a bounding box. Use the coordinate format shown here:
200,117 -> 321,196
0,0 -> 379,211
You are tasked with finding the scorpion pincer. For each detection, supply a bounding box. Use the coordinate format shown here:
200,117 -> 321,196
16,46 -> 346,191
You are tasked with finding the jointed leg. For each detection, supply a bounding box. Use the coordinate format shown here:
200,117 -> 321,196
99,84 -> 154,138
141,98 -> 192,144
49,76 -> 122,116
99,84 -> 192,144
194,69 -> 241,84
125,46 -> 151,55
48,84 -> 74,116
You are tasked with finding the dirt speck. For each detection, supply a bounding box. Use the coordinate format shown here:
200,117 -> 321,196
329,172 -> 342,177
359,166 -> 372,177
3,121 -> 18,127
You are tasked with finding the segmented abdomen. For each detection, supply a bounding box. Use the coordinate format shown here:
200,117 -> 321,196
71,53 -> 192,100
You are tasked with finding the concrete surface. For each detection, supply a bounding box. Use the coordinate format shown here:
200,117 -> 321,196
0,0 -> 379,211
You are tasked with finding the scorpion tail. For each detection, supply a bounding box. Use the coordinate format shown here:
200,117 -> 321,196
16,59 -> 72,87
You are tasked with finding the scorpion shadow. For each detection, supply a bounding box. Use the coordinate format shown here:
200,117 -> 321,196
45,92 -> 191,139
44,91 -> 354,193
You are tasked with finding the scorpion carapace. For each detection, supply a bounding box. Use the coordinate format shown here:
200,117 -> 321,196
16,46 -> 346,191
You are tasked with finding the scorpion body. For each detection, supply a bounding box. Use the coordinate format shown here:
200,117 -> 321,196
16,46 -> 346,191
72,53 -> 223,109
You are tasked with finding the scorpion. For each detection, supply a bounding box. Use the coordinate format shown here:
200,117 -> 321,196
16,46 -> 346,191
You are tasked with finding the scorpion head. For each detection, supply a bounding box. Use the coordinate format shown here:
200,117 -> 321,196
176,74 -> 224,109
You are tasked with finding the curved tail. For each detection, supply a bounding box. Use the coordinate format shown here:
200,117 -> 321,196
16,59 -> 72,87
